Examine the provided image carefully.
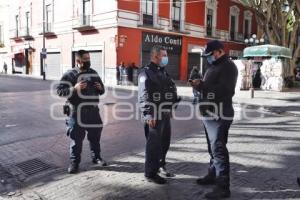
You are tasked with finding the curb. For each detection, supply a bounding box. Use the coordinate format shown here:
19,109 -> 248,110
0,74 -> 52,81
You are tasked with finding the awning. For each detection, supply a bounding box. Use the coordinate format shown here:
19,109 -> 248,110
243,44 -> 292,59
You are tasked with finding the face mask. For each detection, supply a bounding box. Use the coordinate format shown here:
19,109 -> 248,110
82,61 -> 91,70
207,55 -> 216,65
160,56 -> 168,67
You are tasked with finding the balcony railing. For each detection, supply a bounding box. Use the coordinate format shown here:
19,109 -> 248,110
143,14 -> 154,27
244,33 -> 251,40
230,31 -> 234,41
205,26 -> 220,38
10,29 -> 21,40
172,20 -> 180,31
73,14 -> 95,31
81,15 -> 91,26
20,27 -> 33,40
46,23 -> 53,33
230,31 -> 245,42
39,23 -> 56,37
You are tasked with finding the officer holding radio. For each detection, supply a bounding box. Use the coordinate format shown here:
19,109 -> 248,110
57,50 -> 106,174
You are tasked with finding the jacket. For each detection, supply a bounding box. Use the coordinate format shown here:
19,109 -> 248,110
196,55 -> 238,118
138,62 -> 179,122
56,67 -> 105,107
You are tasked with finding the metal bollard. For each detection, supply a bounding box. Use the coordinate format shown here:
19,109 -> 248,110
250,87 -> 254,98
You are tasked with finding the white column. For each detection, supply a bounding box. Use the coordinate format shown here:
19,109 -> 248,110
153,0 -> 159,28
139,0 -> 143,25
180,0 -> 185,32
169,1 -> 173,30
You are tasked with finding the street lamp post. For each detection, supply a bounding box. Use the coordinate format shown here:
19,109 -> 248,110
244,34 -> 265,98
244,34 -> 265,46
42,0 -> 46,80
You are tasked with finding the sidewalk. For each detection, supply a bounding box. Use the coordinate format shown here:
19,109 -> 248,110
106,80 -> 300,116
1,123 -> 300,200
2,73 -> 300,115
0,74 -> 300,200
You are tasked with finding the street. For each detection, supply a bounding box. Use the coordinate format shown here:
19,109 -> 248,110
0,75 -> 299,200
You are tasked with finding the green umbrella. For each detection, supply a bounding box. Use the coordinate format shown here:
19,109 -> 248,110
243,45 -> 292,59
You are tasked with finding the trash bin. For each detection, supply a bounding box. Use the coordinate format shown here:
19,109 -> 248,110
133,69 -> 138,86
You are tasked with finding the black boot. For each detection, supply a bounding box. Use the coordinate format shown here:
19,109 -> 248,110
205,177 -> 230,199
297,177 -> 300,187
204,186 -> 231,199
145,174 -> 167,184
196,169 -> 216,185
68,163 -> 79,174
92,157 -> 108,166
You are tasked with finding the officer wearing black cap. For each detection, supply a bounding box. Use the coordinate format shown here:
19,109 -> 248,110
190,40 -> 238,199
57,50 -> 107,174
138,45 -> 180,184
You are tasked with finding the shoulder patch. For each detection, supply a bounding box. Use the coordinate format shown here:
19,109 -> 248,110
139,75 -> 146,83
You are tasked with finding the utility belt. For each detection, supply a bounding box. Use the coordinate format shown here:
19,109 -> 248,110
63,101 -> 98,116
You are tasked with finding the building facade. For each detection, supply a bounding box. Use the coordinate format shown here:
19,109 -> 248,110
0,0 -> 11,73
5,0 -> 257,82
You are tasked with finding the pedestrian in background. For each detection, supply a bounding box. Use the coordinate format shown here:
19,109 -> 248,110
127,63 -> 133,83
190,40 -> 238,199
117,61 -> 125,85
189,66 -> 202,104
3,62 -> 7,74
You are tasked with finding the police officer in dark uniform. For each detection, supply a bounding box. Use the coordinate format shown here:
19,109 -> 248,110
57,50 -> 107,174
190,40 -> 238,199
138,46 -> 180,184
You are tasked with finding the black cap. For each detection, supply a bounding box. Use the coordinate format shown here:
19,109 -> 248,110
204,40 -> 224,56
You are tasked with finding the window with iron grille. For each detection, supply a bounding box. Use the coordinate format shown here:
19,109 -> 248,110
15,15 -> 19,37
206,9 -> 213,36
172,0 -> 181,31
0,25 -> 2,44
26,12 -> 30,35
244,19 -> 249,39
142,0 -> 153,26
83,0 -> 91,25
46,4 -> 52,32
230,15 -> 236,40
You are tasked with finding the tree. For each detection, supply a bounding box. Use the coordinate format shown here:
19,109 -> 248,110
240,0 -> 300,77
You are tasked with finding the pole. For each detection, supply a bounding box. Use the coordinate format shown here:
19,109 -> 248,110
42,0 -> 46,80
250,62 -> 255,98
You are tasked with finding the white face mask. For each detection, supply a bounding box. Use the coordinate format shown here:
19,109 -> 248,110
207,55 -> 216,64
160,56 -> 169,67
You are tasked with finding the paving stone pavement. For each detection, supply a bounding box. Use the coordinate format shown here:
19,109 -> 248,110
0,114 -> 299,200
